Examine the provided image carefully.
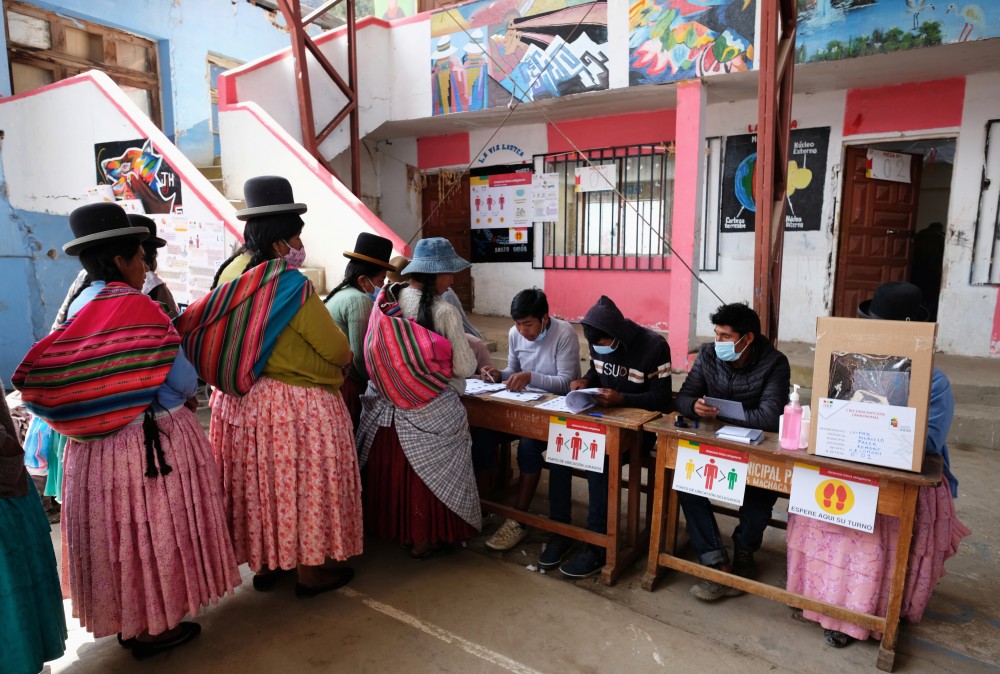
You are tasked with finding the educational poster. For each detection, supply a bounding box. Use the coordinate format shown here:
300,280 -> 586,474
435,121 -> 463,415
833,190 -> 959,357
531,172 -> 560,221
720,127 -> 830,233
471,173 -> 531,229
153,215 -> 227,305
797,1 -> 1000,65
672,439 -> 748,506
94,138 -> 183,215
629,0 -> 755,85
788,463 -> 879,533
430,0 -> 609,116
545,416 -> 606,473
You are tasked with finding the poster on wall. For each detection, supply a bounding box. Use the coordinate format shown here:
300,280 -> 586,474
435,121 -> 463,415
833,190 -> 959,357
629,0 -> 755,86
471,173 -> 532,229
720,127 -> 830,233
94,139 -> 183,215
471,228 -> 532,263
430,0 -> 609,116
152,214 -> 228,306
531,172 -> 560,221
796,1 -> 1000,65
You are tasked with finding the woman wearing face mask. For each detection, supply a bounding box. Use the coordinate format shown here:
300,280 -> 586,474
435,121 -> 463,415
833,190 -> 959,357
325,233 -> 398,429
179,176 -> 363,597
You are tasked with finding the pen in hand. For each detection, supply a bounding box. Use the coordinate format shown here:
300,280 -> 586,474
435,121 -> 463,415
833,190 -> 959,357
482,370 -> 496,384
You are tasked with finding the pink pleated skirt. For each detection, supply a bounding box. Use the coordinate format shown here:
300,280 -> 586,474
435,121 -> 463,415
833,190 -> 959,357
786,481 -> 971,640
63,407 -> 241,640
210,378 -> 363,572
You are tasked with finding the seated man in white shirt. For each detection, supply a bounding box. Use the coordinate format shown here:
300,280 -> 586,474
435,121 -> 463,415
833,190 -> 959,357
475,288 -> 581,551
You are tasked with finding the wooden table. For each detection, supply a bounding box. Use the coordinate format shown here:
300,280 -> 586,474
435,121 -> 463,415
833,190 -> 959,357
462,392 -> 660,585
641,414 -> 943,672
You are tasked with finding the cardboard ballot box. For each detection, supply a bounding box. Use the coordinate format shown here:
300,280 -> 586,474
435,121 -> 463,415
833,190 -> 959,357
809,317 -> 936,473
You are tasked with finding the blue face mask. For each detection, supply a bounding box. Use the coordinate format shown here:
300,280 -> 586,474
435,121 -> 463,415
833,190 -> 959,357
363,279 -> 382,302
593,340 -> 617,355
533,317 -> 550,343
714,335 -> 747,362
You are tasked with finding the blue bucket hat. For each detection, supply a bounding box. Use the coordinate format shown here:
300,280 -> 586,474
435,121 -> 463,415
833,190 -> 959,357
401,237 -> 470,275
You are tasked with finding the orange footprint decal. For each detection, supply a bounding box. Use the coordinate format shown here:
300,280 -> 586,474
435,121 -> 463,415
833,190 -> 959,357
835,485 -> 848,511
822,483 -> 835,508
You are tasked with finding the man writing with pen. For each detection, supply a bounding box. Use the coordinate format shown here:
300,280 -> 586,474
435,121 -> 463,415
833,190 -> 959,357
539,295 -> 673,579
474,289 -> 581,553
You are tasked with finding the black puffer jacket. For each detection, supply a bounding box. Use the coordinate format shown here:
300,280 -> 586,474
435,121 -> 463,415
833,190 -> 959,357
675,338 -> 790,432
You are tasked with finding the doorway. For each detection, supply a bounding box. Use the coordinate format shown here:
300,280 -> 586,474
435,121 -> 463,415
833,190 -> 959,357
832,139 -> 954,319
420,172 -> 473,308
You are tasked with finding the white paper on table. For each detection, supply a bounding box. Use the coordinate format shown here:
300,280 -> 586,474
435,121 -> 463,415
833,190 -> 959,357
464,379 -> 507,395
564,388 -> 602,413
535,396 -> 574,413
490,390 -> 543,402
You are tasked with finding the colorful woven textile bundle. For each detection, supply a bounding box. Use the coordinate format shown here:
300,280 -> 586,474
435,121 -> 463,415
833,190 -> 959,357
176,258 -> 311,396
13,284 -> 179,440
364,291 -> 452,410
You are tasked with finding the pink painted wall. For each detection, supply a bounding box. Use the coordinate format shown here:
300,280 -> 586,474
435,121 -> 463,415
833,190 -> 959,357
417,132 -> 471,169
546,109 -> 677,153
843,78 -> 966,136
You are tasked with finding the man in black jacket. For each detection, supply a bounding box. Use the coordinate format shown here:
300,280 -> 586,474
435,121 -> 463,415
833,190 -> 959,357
541,295 -> 672,579
675,302 -> 790,601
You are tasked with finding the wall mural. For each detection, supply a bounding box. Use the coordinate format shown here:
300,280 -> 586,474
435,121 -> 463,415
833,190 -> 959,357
796,0 -> 1000,63
94,139 -> 183,215
430,0 -> 609,116
628,0 -> 755,86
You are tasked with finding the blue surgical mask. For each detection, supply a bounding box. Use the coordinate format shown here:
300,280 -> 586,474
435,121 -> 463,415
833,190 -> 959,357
533,318 -> 550,343
593,340 -> 617,355
714,335 -> 747,362
363,279 -> 382,302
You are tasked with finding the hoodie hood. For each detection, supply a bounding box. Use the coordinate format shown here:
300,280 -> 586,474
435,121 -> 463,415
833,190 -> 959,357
581,295 -> 639,345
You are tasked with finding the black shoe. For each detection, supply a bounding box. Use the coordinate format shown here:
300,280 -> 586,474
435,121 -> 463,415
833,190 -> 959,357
295,567 -> 355,598
538,534 -> 573,569
252,569 -> 282,592
131,622 -> 201,660
732,547 -> 757,579
558,547 -> 606,579
117,633 -> 137,649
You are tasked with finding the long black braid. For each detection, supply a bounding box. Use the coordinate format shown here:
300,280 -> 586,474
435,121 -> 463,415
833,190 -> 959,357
410,272 -> 438,332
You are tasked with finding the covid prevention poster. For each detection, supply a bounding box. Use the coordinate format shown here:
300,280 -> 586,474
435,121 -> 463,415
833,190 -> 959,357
788,463 -> 879,533
672,439 -> 749,506
545,416 -> 606,473
720,127 -> 829,233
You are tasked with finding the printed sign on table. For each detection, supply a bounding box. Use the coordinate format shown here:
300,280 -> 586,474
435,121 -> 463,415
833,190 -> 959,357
815,398 -> 917,471
788,463 -> 879,533
545,416 -> 606,473
672,439 -> 749,506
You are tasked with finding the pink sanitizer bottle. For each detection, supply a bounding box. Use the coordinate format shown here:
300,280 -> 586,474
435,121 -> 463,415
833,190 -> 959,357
780,384 -> 803,450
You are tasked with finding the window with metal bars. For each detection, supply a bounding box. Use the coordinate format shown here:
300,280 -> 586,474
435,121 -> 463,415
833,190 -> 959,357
535,143 -> 673,271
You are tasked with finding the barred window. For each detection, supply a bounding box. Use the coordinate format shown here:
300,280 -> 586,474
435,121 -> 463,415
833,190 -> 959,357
537,143 -> 673,270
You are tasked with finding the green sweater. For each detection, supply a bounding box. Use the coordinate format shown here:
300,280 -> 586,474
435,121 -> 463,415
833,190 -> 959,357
324,286 -> 373,385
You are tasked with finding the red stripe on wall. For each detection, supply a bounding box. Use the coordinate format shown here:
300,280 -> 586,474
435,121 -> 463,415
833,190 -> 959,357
844,78 -> 965,136
546,109 -> 677,153
417,132 -> 470,169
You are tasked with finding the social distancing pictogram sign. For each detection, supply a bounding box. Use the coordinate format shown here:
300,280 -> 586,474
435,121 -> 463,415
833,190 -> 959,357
788,463 -> 880,532
672,439 -> 749,506
545,416 -> 606,473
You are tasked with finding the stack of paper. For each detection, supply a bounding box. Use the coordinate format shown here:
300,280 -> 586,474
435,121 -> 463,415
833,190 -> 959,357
715,426 -> 764,445
564,388 -> 602,413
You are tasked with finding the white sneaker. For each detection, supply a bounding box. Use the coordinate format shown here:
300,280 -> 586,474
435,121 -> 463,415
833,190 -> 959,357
485,518 -> 528,551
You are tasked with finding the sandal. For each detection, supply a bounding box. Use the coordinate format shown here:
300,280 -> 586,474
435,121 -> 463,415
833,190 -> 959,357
824,629 -> 852,648
410,544 -> 453,561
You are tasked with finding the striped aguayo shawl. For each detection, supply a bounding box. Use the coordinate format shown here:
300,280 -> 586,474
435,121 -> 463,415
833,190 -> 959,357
176,258 -> 311,396
364,289 -> 453,410
12,283 -> 179,441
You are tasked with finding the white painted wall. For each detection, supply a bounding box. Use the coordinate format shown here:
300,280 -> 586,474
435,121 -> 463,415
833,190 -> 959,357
937,71 -> 1000,356
473,263 -> 545,316
375,137 -> 422,245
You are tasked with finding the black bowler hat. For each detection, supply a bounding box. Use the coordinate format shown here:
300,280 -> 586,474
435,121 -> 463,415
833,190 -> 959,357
344,233 -> 396,271
235,175 -> 307,221
128,213 -> 166,248
63,203 -> 149,256
858,281 -> 930,322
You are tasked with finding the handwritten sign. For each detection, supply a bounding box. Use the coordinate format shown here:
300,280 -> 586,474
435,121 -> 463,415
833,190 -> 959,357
815,398 -> 917,471
545,416 -> 606,473
574,164 -> 615,193
672,439 -> 749,506
866,149 -> 911,183
788,463 -> 879,533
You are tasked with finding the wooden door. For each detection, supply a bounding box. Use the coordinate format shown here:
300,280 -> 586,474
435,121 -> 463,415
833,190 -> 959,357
832,147 -> 923,317
421,173 -> 473,308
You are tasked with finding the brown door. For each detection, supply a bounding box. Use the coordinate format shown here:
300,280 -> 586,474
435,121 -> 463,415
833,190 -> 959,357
420,173 -> 473,308
832,146 -> 923,316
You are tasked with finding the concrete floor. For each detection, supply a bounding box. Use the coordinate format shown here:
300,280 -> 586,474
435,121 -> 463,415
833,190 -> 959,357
45,437 -> 998,673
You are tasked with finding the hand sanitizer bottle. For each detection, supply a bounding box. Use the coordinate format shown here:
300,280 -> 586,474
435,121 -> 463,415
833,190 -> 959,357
780,384 -> 803,450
